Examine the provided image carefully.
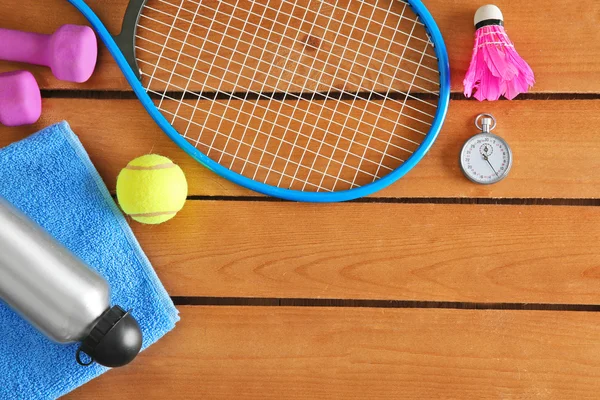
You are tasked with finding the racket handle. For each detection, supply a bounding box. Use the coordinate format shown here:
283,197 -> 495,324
0,71 -> 42,127
0,25 -> 97,83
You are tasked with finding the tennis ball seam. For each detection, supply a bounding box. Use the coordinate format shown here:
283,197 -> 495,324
128,211 -> 178,217
125,163 -> 175,171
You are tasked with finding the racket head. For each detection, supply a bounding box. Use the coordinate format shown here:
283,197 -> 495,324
69,0 -> 449,202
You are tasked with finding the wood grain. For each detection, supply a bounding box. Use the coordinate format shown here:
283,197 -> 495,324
126,201 -> 600,304
1,0 -> 599,93
68,306 -> 600,399
2,99 -> 599,198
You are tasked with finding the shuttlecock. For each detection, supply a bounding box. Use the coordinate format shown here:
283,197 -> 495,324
463,5 -> 535,101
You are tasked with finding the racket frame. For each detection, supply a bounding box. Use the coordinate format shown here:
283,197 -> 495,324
68,0 -> 450,202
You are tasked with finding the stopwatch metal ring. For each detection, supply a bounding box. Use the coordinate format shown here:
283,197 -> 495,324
475,113 -> 497,131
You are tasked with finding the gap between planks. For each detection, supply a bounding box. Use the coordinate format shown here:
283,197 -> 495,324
170,296 -> 600,312
110,194 -> 600,206
39,90 -> 600,101
179,196 -> 600,206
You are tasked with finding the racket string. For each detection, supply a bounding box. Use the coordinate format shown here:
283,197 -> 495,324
270,0 -> 356,188
212,0 -> 283,173
144,0 -> 185,104
165,0 -> 205,127
135,32 -> 437,133
138,1 -> 440,94
144,80 -> 408,166
248,0 -> 368,187
134,37 -> 436,134
137,9 -> 440,100
371,6 -> 429,180
135,46 -> 427,149
309,0 -> 403,191
135,49 -> 426,177
146,86 -> 393,186
231,0 -> 323,182
151,0 -> 435,60
136,0 -> 440,191
349,1 -> 415,188
139,2 -> 440,109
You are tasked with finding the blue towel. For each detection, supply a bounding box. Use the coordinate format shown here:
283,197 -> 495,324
0,122 -> 179,399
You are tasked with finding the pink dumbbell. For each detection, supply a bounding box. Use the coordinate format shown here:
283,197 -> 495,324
0,71 -> 42,127
0,25 -> 97,83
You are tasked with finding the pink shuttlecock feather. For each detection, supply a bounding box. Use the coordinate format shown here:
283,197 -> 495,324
463,5 -> 535,101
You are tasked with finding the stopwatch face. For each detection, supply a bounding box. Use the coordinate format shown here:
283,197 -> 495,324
460,133 -> 512,184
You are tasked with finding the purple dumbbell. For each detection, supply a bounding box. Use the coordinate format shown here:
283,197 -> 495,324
0,71 -> 42,127
0,25 -> 97,83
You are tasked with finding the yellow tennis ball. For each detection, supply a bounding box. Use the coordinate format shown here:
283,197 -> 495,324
116,154 -> 188,224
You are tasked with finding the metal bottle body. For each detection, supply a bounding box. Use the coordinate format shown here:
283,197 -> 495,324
0,197 -> 109,343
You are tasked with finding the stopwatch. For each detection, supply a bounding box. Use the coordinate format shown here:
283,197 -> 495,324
460,114 -> 512,185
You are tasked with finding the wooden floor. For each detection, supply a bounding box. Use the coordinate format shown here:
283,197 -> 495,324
4,0 -> 600,398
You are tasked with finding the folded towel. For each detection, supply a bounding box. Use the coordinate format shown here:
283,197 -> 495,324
0,122 -> 179,399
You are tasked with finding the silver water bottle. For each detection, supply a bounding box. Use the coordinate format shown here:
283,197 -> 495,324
0,196 -> 142,367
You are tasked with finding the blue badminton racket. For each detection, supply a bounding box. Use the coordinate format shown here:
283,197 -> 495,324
68,0 -> 449,202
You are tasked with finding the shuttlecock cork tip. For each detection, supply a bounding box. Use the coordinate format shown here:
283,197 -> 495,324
474,5 -> 503,26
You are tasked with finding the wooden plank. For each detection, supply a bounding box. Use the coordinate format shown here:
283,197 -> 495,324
132,201 -> 600,303
2,99 -> 600,199
68,306 -> 600,399
1,0 -> 599,93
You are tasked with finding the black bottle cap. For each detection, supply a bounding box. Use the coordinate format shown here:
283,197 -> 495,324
76,305 -> 143,368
